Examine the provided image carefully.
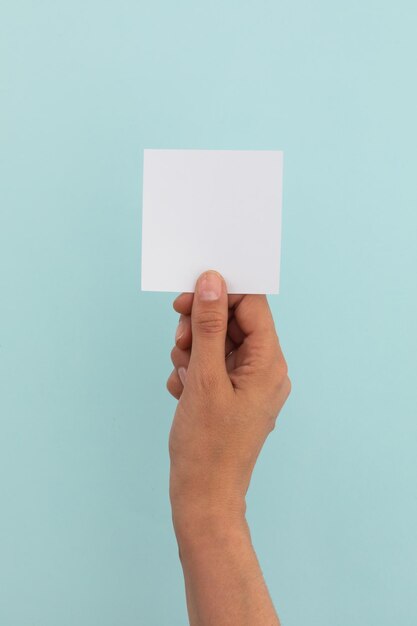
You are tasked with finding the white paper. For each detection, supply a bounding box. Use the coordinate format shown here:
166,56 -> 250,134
141,149 -> 283,294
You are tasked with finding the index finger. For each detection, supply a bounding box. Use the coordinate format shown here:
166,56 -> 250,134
233,294 -> 276,337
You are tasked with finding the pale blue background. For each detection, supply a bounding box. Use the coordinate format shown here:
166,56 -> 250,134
1,1 -> 416,625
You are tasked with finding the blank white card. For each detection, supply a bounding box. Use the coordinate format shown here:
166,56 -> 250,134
141,149 -> 283,294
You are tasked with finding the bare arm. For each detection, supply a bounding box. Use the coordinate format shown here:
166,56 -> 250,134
167,270 -> 291,625
173,509 -> 280,625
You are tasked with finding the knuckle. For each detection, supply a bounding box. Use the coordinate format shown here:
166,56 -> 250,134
272,359 -> 287,378
195,365 -> 221,394
272,358 -> 288,386
166,371 -> 179,398
194,309 -> 226,335
166,375 -> 174,394
170,345 -> 180,366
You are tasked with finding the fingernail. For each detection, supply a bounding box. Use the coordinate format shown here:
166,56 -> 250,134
198,271 -> 222,301
178,366 -> 187,386
175,317 -> 185,342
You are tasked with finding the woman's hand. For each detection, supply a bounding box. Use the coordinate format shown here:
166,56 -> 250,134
166,270 -> 290,626
167,270 -> 291,526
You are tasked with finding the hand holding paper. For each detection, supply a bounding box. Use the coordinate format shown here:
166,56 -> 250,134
145,150 -> 287,624
167,269 -> 290,625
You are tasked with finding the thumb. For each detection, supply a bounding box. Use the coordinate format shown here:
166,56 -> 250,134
188,270 -> 229,386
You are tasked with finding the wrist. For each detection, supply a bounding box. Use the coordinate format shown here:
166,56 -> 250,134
173,504 -> 250,563
171,496 -> 248,552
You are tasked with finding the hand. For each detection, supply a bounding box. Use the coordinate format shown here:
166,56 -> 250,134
167,270 -> 291,528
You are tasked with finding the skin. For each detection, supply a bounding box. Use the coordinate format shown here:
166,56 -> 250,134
166,270 -> 291,626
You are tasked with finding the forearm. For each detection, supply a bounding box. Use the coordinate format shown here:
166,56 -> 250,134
168,273 -> 289,624
173,506 -> 280,626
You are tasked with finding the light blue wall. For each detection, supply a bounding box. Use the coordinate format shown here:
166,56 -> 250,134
1,1 -> 416,624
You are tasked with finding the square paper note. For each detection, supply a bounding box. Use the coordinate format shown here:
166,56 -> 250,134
141,149 -> 283,294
